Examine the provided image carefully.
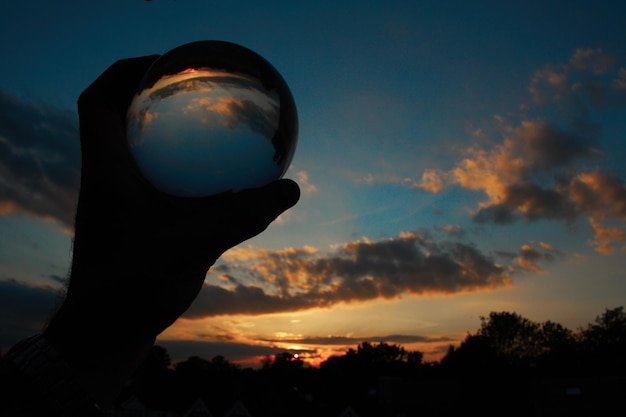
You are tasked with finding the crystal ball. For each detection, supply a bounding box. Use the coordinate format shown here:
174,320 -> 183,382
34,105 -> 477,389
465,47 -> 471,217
126,41 -> 298,197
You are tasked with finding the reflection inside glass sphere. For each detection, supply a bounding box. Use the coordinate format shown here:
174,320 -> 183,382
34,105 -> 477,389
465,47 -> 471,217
126,41 -> 297,197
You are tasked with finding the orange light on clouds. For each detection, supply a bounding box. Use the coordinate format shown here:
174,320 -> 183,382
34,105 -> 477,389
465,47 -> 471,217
157,294 -> 471,367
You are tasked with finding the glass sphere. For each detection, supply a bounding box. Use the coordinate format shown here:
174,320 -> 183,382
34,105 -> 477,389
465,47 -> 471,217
126,41 -> 298,197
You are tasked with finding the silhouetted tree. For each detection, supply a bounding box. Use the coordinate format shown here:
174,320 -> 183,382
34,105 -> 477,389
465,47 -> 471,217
357,342 -> 407,365
406,350 -> 424,365
207,354 -> 240,374
442,311 -> 579,375
580,306 -> 626,348
255,352 -> 316,416
261,351 -> 304,370
537,320 -> 573,353
578,306 -> 626,374
113,306 -> 626,416
440,334 -> 502,372
533,320 -> 577,375
175,355 -> 211,375
477,311 -> 542,363
136,344 -> 172,374
124,345 -> 175,411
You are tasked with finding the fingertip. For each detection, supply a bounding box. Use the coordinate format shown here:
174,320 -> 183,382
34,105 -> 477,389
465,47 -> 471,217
268,178 -> 301,209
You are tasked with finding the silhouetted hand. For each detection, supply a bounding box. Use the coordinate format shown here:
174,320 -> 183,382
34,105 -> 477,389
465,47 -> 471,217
42,56 -> 300,406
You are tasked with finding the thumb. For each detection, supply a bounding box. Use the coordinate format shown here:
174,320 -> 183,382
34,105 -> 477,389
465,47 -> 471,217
209,178 -> 301,252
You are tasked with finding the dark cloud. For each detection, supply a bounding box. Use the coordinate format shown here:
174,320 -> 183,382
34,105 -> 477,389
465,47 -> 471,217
473,204 -> 520,225
185,232 -> 511,319
223,97 -> 279,140
137,72 -> 279,136
48,274 -> 69,286
0,90 -> 80,227
157,339 -> 293,364
519,245 -> 542,262
473,182 -> 579,224
259,334 -> 454,346
565,170 -> 626,219
530,48 -> 626,108
473,171 -> 626,247
188,284 -> 304,317
0,279 -> 63,351
147,77 -> 211,102
513,120 -> 601,172
146,74 -> 270,103
517,242 -> 560,271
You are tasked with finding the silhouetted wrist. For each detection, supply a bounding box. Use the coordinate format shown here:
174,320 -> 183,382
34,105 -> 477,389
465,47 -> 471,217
43,301 -> 156,408
0,334 -> 105,416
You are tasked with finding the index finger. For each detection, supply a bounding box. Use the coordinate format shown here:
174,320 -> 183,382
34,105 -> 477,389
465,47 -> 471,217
77,56 -> 159,189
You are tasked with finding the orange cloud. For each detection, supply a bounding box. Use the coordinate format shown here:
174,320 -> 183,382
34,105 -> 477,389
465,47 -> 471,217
588,218 -> 626,255
495,241 -> 560,274
142,109 -> 158,126
0,201 -> 18,216
417,169 -> 446,193
516,244 -> 544,273
186,96 -> 236,119
411,48 -> 626,254
451,144 -> 517,203
223,245 -> 318,263
295,170 -> 318,195
538,241 -> 554,251
433,224 -> 466,237
189,232 -> 514,319
567,171 -> 626,219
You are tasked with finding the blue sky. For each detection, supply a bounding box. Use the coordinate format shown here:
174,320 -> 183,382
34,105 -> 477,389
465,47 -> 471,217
1,0 -> 626,365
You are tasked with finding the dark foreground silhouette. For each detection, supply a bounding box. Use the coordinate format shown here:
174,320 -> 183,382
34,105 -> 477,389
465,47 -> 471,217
113,306 -> 626,417
0,55 -> 300,417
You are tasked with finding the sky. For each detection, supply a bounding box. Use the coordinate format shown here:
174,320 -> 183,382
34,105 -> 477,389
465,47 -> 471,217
1,0 -> 626,367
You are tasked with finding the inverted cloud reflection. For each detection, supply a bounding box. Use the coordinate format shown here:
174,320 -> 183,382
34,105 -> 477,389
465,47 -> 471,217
126,67 -> 286,196
127,69 -> 280,147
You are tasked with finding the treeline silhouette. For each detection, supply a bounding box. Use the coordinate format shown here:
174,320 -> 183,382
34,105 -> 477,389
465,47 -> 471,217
120,307 -> 626,416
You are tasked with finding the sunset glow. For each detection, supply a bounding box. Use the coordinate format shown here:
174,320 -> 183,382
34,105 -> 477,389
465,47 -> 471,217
1,0 -> 625,370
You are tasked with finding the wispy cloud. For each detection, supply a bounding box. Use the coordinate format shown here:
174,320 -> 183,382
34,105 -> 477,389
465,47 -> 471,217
295,170 -> 318,195
357,171 -> 444,193
433,224 -> 466,237
259,334 -> 454,346
495,241 -> 562,273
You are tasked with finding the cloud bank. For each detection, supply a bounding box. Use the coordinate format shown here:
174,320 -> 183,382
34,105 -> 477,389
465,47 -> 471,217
185,231 -> 513,319
157,339 -> 289,364
259,334 -> 453,346
0,90 -> 80,228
